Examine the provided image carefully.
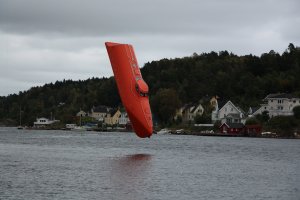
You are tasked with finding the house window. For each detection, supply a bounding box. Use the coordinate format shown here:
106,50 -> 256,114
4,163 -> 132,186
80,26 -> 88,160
225,108 -> 227,112
293,100 -> 296,103
231,108 -> 233,111
271,100 -> 273,102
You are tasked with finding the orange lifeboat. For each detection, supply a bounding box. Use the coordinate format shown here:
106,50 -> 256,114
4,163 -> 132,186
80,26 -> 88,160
105,42 -> 153,138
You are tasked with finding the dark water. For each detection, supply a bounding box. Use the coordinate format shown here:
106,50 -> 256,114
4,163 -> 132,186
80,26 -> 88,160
0,127 -> 299,200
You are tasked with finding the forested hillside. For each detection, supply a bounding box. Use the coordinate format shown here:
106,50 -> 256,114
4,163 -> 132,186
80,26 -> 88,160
0,44 -> 299,126
143,43 -> 300,108
0,78 -> 120,125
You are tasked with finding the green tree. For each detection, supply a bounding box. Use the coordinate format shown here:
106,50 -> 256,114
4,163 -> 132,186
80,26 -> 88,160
267,116 -> 297,137
256,111 -> 270,124
151,88 -> 181,125
1,43 -> 300,127
245,117 -> 260,125
194,114 -> 210,124
293,106 -> 300,119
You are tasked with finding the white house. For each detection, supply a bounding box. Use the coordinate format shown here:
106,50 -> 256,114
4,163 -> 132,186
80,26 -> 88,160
90,105 -> 111,121
176,103 -> 204,123
212,100 -> 245,124
76,110 -> 87,117
253,93 -> 300,117
34,118 -> 59,127
118,112 -> 130,125
104,109 -> 121,126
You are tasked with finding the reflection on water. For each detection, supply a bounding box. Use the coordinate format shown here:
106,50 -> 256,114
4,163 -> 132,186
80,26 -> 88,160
110,154 -> 152,200
111,154 -> 152,178
123,154 -> 152,161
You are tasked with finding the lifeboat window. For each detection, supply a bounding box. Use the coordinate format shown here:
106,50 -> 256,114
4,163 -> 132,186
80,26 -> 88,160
136,79 -> 149,97
135,85 -> 148,97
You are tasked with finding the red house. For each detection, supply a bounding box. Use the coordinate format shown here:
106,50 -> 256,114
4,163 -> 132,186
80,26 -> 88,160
219,123 -> 245,135
245,124 -> 262,136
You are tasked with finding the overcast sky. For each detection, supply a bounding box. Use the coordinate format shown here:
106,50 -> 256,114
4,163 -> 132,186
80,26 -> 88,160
0,0 -> 299,96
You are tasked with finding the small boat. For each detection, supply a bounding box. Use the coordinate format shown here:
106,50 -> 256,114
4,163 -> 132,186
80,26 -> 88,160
175,129 -> 186,134
157,128 -> 171,134
72,126 -> 87,131
105,42 -> 153,138
71,115 -> 87,131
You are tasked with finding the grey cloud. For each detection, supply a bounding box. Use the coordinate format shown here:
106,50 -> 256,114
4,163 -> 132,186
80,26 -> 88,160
0,0 -> 299,96
0,0 -> 298,37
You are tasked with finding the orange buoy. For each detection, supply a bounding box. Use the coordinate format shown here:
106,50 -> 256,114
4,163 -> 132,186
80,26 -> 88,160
105,42 -> 153,138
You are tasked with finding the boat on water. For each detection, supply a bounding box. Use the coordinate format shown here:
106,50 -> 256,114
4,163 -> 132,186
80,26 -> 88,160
71,113 -> 88,131
72,126 -> 87,131
105,42 -> 153,138
157,128 -> 171,135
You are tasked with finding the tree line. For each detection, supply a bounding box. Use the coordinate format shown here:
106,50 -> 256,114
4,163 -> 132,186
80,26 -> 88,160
0,43 -> 299,127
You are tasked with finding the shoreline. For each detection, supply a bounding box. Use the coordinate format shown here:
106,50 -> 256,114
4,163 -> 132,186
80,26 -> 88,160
1,126 -> 299,139
170,131 -> 299,139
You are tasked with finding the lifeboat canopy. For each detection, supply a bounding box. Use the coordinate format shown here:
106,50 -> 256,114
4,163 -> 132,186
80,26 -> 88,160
136,79 -> 149,97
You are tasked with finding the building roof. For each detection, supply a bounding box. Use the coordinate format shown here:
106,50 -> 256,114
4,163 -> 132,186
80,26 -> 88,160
93,105 -> 109,113
182,103 -> 193,113
107,109 -> 119,117
236,106 -> 245,115
219,100 -> 243,114
120,112 -> 128,117
264,93 -> 298,100
181,103 -> 202,114
191,104 -> 202,113
77,110 -> 86,114
248,107 -> 259,114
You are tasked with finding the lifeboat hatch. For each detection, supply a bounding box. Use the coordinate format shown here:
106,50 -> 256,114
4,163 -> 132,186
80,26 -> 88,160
135,79 -> 149,97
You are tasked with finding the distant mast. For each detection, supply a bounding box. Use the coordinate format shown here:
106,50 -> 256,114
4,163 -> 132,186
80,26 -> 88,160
19,106 -> 22,126
17,106 -> 23,129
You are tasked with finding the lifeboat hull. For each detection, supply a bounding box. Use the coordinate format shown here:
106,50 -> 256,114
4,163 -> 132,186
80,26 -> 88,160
105,42 -> 153,138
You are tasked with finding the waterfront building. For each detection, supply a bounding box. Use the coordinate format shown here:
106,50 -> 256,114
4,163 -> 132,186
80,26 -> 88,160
76,110 -> 87,117
104,109 -> 121,126
212,100 -> 246,124
252,93 -> 300,117
175,103 -> 204,123
119,112 -> 130,125
90,105 -> 111,122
